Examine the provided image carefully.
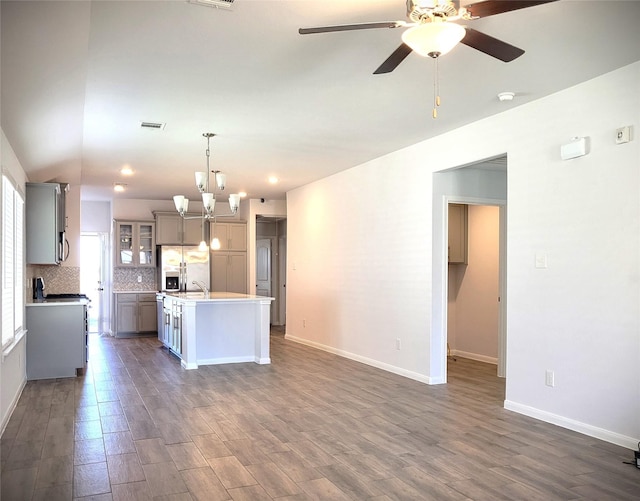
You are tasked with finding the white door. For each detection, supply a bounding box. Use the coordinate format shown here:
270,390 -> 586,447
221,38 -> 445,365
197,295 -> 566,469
278,235 -> 287,326
256,238 -> 271,299
81,233 -> 108,334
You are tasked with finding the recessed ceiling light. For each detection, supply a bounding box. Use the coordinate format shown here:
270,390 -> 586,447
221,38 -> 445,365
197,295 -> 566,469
238,191 -> 247,198
114,183 -> 126,192
497,92 -> 515,102
268,176 -> 278,184
120,166 -> 133,176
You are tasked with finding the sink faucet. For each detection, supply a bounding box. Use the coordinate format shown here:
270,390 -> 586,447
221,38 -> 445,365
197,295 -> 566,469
192,281 -> 209,296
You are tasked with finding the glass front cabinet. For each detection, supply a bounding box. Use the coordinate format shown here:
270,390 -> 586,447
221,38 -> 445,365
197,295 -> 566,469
115,221 -> 155,267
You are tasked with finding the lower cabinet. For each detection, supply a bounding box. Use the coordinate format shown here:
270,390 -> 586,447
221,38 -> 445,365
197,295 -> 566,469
211,252 -> 247,293
158,295 -> 182,357
25,303 -> 88,380
114,292 -> 158,337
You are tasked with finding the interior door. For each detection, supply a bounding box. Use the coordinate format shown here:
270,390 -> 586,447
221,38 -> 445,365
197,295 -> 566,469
256,238 -> 271,299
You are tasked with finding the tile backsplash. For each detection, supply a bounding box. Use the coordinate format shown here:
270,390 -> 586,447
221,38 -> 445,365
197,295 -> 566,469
31,265 -> 80,294
113,267 -> 157,291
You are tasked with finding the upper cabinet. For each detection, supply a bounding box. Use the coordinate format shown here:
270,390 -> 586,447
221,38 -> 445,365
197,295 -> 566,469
115,221 -> 155,267
25,182 -> 68,265
210,222 -> 247,251
448,204 -> 468,264
155,212 -> 206,246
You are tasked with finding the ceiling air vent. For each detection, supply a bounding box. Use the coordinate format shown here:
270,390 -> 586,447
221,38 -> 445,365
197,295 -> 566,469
188,0 -> 234,10
140,121 -> 166,130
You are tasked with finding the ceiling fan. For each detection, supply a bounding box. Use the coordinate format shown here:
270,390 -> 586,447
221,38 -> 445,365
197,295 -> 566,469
299,0 -> 557,74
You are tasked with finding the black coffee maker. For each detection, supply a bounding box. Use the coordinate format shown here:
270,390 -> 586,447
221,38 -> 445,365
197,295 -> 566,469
33,277 -> 45,301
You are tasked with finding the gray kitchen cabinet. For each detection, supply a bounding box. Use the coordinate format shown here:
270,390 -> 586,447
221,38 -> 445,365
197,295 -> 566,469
448,203 -> 468,264
155,212 -> 206,245
115,221 -> 155,267
211,252 -> 247,294
26,302 -> 88,380
114,292 -> 158,337
210,222 -> 247,251
25,182 -> 68,265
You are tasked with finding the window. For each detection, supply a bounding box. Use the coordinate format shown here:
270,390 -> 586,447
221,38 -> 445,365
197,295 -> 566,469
2,174 -> 24,350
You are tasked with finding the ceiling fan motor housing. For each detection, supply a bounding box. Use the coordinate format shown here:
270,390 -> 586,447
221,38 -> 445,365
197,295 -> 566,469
407,0 -> 462,23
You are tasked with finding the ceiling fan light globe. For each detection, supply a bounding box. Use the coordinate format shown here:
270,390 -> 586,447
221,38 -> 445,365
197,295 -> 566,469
401,22 -> 465,58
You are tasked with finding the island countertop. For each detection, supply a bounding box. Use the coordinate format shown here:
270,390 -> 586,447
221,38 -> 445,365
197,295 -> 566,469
160,291 -> 274,303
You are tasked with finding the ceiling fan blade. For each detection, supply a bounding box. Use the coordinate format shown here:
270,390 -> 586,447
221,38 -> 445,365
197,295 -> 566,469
299,21 -> 404,35
465,0 -> 558,19
461,28 -> 524,62
373,43 -> 413,74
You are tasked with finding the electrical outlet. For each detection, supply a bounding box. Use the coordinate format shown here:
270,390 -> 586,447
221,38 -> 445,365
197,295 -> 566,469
137,275 -> 142,283
545,369 -> 555,387
396,338 -> 401,350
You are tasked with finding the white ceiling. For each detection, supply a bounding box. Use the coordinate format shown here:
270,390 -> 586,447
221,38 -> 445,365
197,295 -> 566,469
2,0 -> 639,204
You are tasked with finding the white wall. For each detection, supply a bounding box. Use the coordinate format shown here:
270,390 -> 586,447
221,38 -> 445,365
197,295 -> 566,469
81,200 -> 111,232
449,205 -> 500,362
1,129 -> 28,432
286,62 -> 640,448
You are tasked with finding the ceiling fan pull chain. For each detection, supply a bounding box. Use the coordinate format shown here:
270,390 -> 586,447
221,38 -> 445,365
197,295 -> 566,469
432,57 -> 440,119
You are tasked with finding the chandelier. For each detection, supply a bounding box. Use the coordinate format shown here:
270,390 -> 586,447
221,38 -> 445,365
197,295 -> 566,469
172,133 -> 241,250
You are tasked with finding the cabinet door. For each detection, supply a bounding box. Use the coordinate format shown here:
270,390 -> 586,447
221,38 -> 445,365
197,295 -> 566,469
227,253 -> 247,294
228,224 -> 247,251
448,204 -> 468,264
117,302 -> 138,332
211,253 -> 229,292
138,223 -> 155,266
210,223 -> 228,250
117,223 -> 135,266
138,301 -> 158,332
156,214 -> 182,245
210,222 -> 246,251
26,183 -> 60,265
183,217 -> 205,246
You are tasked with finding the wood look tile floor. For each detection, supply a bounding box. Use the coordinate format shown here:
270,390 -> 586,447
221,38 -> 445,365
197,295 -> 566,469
2,329 -> 638,500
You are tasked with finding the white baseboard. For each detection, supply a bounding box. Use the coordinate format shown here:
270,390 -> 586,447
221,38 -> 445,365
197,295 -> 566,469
197,355 -> 256,366
504,400 -> 639,450
450,349 -> 497,365
1,379 -> 26,436
285,334 -> 439,385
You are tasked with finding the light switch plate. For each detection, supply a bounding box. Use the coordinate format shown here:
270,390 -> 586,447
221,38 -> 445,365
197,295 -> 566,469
535,252 -> 548,269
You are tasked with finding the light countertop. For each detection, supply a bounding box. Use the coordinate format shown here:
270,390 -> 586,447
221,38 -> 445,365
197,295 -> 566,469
161,291 -> 274,303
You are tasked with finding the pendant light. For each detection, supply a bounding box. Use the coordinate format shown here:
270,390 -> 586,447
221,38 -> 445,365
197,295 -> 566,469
172,133 -> 242,250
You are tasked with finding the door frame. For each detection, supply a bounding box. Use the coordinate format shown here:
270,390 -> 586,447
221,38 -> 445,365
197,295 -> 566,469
442,195 -> 507,379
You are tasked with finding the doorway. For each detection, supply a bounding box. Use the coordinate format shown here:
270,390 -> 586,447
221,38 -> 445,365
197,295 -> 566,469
447,204 -> 502,370
255,216 -> 287,326
432,157 -> 507,384
80,233 -> 109,334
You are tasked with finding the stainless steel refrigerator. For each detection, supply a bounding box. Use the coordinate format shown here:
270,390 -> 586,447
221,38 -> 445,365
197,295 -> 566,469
157,246 -> 210,292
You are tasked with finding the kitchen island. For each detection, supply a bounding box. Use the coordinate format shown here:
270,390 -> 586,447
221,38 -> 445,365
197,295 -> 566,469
157,292 -> 274,369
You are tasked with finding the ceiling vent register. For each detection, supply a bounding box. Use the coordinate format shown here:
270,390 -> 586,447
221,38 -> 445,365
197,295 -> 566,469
188,0 -> 234,10
140,121 -> 166,130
